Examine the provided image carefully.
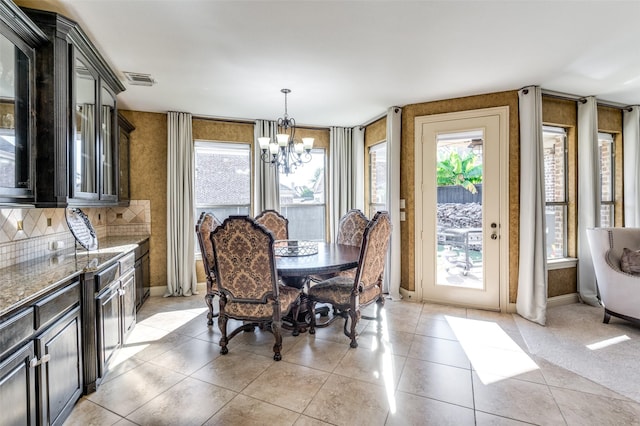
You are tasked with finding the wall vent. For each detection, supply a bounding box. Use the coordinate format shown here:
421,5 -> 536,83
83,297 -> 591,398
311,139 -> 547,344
123,72 -> 156,86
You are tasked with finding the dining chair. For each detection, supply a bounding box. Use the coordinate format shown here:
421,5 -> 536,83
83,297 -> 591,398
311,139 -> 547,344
307,211 -> 392,348
195,211 -> 221,326
255,209 -> 289,240
210,215 -> 302,360
308,208 -> 369,283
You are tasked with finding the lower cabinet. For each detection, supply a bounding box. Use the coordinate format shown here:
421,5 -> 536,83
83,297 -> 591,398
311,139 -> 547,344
96,280 -> 122,379
0,282 -> 82,426
0,342 -> 37,426
36,307 -> 82,426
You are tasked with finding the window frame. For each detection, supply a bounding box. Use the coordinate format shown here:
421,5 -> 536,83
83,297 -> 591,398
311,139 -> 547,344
368,141 -> 387,217
278,147 -> 327,241
598,132 -> 615,228
543,125 -> 569,260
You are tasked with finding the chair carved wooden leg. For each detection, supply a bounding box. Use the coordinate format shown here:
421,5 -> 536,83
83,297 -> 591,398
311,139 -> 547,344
271,320 -> 283,361
218,296 -> 229,355
348,308 -> 360,348
205,293 -> 215,326
307,299 -> 317,334
290,298 -> 300,336
603,309 -> 611,324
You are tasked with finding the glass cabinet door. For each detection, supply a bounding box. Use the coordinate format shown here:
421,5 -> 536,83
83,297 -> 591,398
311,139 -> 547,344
101,86 -> 116,199
0,32 -> 32,198
73,56 -> 98,198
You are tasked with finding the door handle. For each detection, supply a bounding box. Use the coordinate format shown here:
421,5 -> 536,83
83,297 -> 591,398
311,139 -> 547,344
491,233 -> 498,240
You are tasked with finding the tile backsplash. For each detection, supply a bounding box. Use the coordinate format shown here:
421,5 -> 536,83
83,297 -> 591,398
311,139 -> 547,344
0,200 -> 151,269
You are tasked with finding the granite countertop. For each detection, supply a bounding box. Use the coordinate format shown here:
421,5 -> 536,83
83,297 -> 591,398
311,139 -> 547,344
0,235 -> 149,318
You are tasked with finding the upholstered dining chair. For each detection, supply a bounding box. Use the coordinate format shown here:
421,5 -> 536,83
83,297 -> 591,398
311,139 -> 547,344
255,209 -> 289,240
195,211 -> 222,326
210,215 -> 302,360
309,209 -> 369,283
307,211 -> 392,348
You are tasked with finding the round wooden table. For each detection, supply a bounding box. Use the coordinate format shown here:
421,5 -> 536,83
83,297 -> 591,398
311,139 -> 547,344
275,242 -> 360,288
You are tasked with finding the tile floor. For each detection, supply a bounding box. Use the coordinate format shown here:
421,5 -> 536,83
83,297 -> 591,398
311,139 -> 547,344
64,296 -> 640,426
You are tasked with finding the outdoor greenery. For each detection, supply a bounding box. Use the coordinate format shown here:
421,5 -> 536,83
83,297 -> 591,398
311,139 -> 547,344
437,151 -> 483,194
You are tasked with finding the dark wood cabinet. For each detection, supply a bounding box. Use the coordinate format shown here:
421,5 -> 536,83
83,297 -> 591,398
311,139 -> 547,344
21,8 -> 125,207
135,239 -> 150,309
0,278 -> 82,426
0,342 -> 37,426
0,0 -> 47,205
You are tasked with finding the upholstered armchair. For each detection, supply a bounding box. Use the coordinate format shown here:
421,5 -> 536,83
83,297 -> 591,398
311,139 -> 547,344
586,227 -> 640,325
307,211 -> 392,348
255,209 -> 289,240
210,216 -> 301,360
195,212 -> 221,326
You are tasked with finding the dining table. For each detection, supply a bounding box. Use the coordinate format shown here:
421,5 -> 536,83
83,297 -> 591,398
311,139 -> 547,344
275,241 -> 360,333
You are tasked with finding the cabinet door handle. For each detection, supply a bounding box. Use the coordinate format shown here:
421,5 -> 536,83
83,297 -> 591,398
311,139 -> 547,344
41,354 -> 51,364
118,288 -> 125,296
29,356 -> 38,368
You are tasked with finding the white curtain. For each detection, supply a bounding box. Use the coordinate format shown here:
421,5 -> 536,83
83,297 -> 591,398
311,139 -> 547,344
329,127 -> 354,241
385,107 -> 402,300
577,97 -> 601,306
254,120 -> 280,213
623,106 -> 640,227
352,126 -> 365,212
166,111 -> 197,297
516,86 -> 547,325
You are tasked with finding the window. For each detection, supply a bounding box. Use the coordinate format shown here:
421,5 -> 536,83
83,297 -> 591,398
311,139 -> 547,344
279,148 -> 326,241
194,141 -> 251,222
369,142 -> 387,216
543,126 -> 568,259
598,132 -> 615,228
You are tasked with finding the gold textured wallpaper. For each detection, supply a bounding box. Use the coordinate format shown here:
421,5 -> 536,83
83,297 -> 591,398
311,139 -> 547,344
120,110 -> 167,290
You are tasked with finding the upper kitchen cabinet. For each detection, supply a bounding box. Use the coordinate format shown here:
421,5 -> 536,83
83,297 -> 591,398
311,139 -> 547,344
0,0 -> 47,205
22,7 -> 126,207
117,113 -> 134,206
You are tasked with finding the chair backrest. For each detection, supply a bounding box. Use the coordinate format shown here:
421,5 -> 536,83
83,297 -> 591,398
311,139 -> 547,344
337,209 -> 369,247
211,215 -> 278,302
255,210 -> 289,240
195,211 -> 221,278
354,211 -> 392,290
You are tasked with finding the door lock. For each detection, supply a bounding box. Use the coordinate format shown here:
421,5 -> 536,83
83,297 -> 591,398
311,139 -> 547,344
491,233 -> 498,240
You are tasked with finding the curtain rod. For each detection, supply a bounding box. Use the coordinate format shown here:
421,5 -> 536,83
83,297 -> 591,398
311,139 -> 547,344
359,111 -> 387,130
540,89 -> 633,111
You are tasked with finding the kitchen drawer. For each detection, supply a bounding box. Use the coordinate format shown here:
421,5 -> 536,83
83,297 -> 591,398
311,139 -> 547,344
119,252 -> 135,274
34,280 -> 80,330
0,308 -> 34,360
95,262 -> 119,293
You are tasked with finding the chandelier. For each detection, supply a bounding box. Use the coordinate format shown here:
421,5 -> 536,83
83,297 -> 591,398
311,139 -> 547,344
258,88 -> 314,176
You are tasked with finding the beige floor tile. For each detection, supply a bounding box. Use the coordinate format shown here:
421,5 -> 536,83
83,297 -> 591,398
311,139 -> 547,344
536,357 -> 631,401
420,303 -> 467,320
303,374 -> 389,426
414,315 -> 459,340
358,325 -> 415,356
148,337 -> 221,375
381,309 -> 420,334
474,411 -> 533,425
62,397 -> 123,426
137,306 -> 209,333
293,415 -> 334,426
408,334 -> 471,369
101,354 -> 146,384
472,372 -> 565,425
191,350 -> 274,392
286,334 -> 350,372
123,324 -> 193,361
126,377 -> 236,425
86,363 -> 186,417
308,315 -> 368,345
333,345 -> 406,389
386,391 -> 475,425
550,387 -> 640,426
242,361 -> 329,413
230,325 -> 299,358
112,419 -> 138,426
397,357 -> 473,408
466,309 -> 520,333
203,394 -> 299,426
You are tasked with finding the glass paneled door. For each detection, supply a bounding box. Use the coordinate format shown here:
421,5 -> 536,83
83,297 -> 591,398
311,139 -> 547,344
415,107 -> 508,311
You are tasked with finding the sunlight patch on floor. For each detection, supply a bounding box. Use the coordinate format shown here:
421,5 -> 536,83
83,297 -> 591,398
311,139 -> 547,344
370,309 -> 397,414
445,315 -> 539,385
586,335 -> 630,350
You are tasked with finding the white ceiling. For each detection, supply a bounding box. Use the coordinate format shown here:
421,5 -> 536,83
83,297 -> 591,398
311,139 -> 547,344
19,0 -> 640,127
